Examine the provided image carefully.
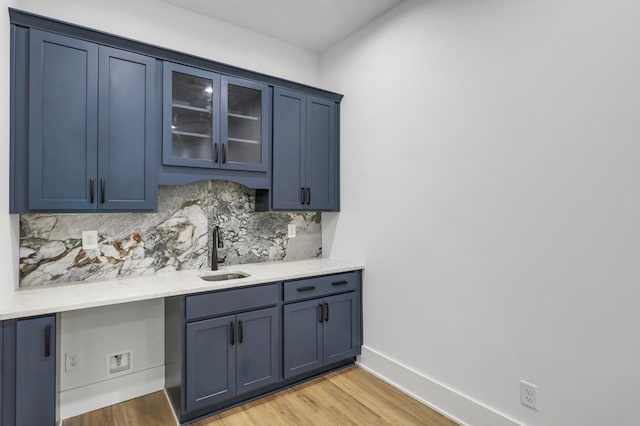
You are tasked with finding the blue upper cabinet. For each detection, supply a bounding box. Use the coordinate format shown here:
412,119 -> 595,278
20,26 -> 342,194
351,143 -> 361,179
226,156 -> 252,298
163,62 -> 221,169
271,88 -> 339,212
162,64 -> 269,178
23,29 -> 157,212
28,30 -> 99,211
221,76 -> 269,173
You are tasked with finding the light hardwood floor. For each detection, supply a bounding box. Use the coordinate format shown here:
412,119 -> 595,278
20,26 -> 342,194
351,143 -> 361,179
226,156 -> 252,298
64,366 -> 457,425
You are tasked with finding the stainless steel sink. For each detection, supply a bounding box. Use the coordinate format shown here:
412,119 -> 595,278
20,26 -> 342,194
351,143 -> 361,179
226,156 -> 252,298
200,272 -> 250,282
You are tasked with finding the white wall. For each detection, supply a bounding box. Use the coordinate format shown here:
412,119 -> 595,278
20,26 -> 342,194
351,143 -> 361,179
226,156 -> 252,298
322,0 -> 640,425
14,0 -> 320,85
3,0 -> 320,417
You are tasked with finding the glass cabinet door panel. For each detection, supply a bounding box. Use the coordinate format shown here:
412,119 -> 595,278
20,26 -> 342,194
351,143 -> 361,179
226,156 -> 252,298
163,63 -> 220,168
222,77 -> 269,172
171,72 -> 213,160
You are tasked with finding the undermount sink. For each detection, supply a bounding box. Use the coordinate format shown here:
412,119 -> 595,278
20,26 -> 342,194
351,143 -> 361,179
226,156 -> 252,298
200,272 -> 251,282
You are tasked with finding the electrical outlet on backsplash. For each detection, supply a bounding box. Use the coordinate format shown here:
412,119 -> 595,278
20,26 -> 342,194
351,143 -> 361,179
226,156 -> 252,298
19,181 -> 321,287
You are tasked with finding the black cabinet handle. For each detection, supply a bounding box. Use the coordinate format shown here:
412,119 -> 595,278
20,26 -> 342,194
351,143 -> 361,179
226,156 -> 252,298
238,320 -> 243,344
214,143 -> 219,163
300,187 -> 306,205
297,286 -> 316,292
100,179 -> 105,204
230,321 -> 235,346
222,144 -> 227,164
44,324 -> 51,358
324,302 -> 329,322
332,280 -> 348,287
318,303 -> 324,323
306,188 -> 311,205
89,177 -> 95,204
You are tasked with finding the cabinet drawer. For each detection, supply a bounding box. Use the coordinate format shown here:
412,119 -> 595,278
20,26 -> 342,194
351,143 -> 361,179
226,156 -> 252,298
186,284 -> 280,321
283,271 -> 359,303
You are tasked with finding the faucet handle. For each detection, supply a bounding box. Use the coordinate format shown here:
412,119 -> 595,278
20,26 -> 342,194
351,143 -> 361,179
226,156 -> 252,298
219,255 -> 227,264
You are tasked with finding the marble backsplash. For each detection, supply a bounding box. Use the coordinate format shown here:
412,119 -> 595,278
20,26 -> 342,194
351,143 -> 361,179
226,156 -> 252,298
19,181 -> 321,287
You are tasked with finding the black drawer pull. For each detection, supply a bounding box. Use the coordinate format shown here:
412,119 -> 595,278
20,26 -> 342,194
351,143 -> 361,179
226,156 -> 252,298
222,144 -> 227,164
306,187 -> 311,205
318,303 -> 324,323
297,286 -> 316,292
230,321 -> 235,346
89,177 -> 95,203
300,187 -> 306,205
331,280 -> 348,286
100,179 -> 106,204
238,320 -> 243,344
324,302 -> 329,322
44,324 -> 51,358
214,143 -> 219,163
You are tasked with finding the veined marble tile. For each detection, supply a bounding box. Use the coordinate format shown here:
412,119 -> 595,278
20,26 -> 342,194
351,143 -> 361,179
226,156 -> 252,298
19,181 -> 322,287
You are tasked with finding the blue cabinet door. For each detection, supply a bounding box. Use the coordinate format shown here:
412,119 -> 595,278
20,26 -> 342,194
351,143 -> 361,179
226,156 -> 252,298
272,88 -> 306,210
185,315 -> 236,414
28,30 -> 98,210
162,62 -> 221,169
15,315 -> 55,426
306,97 -> 338,211
98,47 -> 157,210
283,299 -> 323,379
221,76 -> 270,173
323,292 -> 360,365
236,307 -> 281,395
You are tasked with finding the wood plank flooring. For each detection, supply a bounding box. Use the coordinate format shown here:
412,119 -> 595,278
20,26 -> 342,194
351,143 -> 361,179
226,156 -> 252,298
63,366 -> 457,425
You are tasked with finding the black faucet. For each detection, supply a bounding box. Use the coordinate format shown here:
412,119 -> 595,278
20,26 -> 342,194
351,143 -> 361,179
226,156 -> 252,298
211,225 -> 226,271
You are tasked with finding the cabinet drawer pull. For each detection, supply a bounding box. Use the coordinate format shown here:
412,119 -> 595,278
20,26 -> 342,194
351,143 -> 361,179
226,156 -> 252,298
297,286 -> 316,292
230,321 -> 235,346
324,302 -> 329,322
44,324 -> 51,358
100,179 -> 106,204
300,187 -> 305,205
306,188 -> 311,205
214,143 -> 219,163
238,320 -> 243,344
89,177 -> 95,204
331,280 -> 348,287
318,303 -> 324,323
222,144 -> 227,164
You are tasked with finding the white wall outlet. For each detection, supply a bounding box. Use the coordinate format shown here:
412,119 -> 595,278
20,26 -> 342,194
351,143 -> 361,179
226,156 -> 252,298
81,230 -> 99,250
288,224 -> 296,238
520,380 -> 538,410
65,351 -> 81,372
107,350 -> 133,377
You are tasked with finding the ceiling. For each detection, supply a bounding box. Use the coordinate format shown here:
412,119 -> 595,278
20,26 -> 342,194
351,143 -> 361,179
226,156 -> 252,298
157,0 -> 404,52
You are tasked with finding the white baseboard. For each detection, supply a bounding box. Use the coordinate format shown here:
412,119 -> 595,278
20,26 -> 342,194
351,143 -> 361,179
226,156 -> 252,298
59,365 -> 165,420
357,346 -> 520,426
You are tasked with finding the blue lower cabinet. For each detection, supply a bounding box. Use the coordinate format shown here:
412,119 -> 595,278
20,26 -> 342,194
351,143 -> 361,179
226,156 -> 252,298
166,274 -> 360,424
2,315 -> 56,426
283,274 -> 362,380
236,307 -> 280,396
184,307 -> 280,414
283,299 -> 323,379
185,315 -> 236,413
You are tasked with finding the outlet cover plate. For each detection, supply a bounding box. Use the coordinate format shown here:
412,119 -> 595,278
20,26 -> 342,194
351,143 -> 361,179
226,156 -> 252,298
520,380 -> 538,410
81,230 -> 98,250
288,224 -> 296,238
65,351 -> 81,372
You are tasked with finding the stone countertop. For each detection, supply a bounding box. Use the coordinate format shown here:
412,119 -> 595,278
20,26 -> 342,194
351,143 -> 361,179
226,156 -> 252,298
0,258 -> 364,320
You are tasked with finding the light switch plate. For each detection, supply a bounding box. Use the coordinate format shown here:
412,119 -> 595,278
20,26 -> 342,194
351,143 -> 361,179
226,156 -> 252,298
82,230 -> 98,250
288,224 -> 296,238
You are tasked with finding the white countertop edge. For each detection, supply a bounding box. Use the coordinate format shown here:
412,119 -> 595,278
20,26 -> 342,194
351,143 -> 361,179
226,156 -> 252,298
0,258 -> 364,320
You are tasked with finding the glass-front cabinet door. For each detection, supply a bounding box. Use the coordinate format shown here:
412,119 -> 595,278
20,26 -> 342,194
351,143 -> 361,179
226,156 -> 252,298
221,76 -> 269,172
163,62 -> 221,168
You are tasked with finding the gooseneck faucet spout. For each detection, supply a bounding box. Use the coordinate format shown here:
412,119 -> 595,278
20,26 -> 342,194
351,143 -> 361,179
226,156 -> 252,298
211,225 -> 225,271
